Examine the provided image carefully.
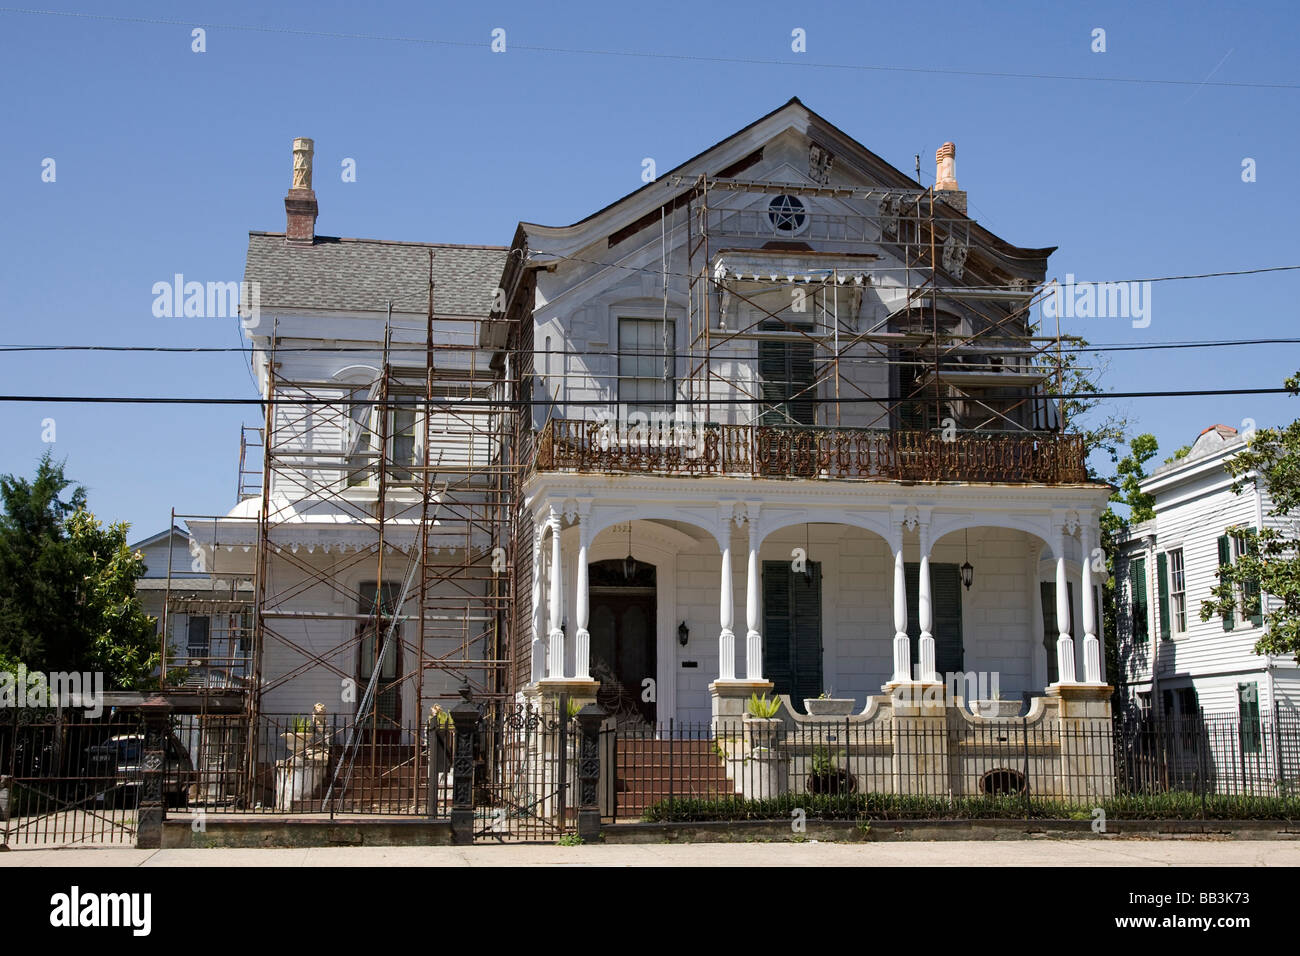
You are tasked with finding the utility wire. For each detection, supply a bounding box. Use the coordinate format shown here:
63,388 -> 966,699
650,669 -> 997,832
0,387 -> 1292,407
2,336 -> 1299,357
1,7 -> 1296,91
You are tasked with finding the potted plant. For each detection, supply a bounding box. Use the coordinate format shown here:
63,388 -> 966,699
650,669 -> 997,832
807,746 -> 856,794
804,689 -> 855,717
743,692 -> 783,752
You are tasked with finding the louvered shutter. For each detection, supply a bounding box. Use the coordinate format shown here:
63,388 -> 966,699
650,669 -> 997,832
1217,536 -> 1235,631
762,560 -> 822,703
1130,556 -> 1149,643
762,561 -> 793,696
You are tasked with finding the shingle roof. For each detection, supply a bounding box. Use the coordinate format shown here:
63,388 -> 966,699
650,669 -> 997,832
244,232 -> 507,316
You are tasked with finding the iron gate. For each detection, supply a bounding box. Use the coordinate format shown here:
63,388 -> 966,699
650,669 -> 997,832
473,702 -> 575,842
1,709 -> 149,847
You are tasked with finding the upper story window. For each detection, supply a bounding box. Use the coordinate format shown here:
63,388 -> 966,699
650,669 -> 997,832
767,194 -> 807,235
346,386 -> 420,489
1168,548 -> 1187,634
1217,529 -> 1263,629
618,318 -> 674,416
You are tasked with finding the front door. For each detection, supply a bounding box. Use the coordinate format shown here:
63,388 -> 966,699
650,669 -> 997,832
588,560 -> 656,727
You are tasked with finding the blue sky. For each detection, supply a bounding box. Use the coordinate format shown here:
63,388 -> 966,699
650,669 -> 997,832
1,1 -> 1298,537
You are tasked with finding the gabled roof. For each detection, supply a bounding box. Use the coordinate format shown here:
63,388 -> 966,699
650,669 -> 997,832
128,526 -> 189,551
512,97 -> 1054,262
244,233 -> 507,317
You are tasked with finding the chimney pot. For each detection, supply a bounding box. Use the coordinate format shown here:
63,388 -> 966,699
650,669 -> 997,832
285,137 -> 318,243
935,142 -> 958,191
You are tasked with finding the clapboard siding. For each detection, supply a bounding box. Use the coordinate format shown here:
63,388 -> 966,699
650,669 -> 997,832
1117,439 -> 1286,713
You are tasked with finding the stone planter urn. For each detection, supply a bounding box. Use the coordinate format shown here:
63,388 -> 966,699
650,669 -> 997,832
0,775 -> 11,821
742,716 -> 783,753
971,699 -> 1022,718
804,697 -> 855,717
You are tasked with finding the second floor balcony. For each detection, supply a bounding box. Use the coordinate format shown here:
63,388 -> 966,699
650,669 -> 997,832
533,419 -> 1090,485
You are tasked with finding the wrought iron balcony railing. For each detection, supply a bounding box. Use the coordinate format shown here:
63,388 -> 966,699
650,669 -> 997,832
533,419 -> 1089,484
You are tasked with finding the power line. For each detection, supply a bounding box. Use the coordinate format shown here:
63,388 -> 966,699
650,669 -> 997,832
0,386 -> 1291,407
2,7 -> 1297,91
2,335 -> 1299,357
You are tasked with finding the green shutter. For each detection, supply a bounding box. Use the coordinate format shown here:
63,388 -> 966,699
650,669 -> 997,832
907,563 -> 964,679
1130,556 -> 1149,643
1237,682 -> 1262,754
1039,582 -> 1057,684
762,561 -> 793,696
790,562 -> 823,703
1217,535 -> 1235,631
1040,581 -> 1074,683
758,337 -> 816,426
932,565 -> 964,676
1245,528 -> 1264,627
762,560 -> 822,703
1156,552 -> 1171,640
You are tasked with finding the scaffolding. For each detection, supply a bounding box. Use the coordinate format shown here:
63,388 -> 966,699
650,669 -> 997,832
528,175 -> 1075,457
162,250 -> 522,810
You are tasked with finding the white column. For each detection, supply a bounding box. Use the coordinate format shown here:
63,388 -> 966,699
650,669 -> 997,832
574,514 -> 591,680
547,507 -> 565,679
1081,521 -> 1101,683
745,519 -> 762,681
917,527 -> 935,683
1055,528 -> 1076,683
891,535 -> 911,683
530,529 -> 545,683
719,534 -> 736,681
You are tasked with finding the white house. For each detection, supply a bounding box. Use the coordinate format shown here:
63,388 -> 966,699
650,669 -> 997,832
181,100 -> 1117,804
1116,424 -> 1300,721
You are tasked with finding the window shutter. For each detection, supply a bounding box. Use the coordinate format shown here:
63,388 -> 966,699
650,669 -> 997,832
1129,556 -> 1148,643
1237,683 -> 1262,754
790,562 -> 823,703
762,561 -> 793,697
1245,528 -> 1264,627
758,339 -> 816,426
1039,582 -> 1058,684
1156,552 -> 1171,640
1217,535 -> 1235,631
908,563 -> 964,679
932,565 -> 964,676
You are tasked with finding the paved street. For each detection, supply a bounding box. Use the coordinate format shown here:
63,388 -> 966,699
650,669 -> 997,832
1,839 -> 1297,866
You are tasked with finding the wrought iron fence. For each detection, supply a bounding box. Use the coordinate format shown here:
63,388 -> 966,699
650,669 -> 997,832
600,710 -> 1300,822
169,713 -> 452,817
1,709 -> 147,846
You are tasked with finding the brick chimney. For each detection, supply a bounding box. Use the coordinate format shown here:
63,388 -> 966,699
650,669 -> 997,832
934,142 -> 967,215
285,137 -> 318,243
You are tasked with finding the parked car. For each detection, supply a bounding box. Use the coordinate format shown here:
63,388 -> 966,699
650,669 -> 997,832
86,734 -> 193,809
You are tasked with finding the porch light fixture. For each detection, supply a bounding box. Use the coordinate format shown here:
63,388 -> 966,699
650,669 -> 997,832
961,528 -> 974,591
623,522 -> 637,580
678,621 -> 689,646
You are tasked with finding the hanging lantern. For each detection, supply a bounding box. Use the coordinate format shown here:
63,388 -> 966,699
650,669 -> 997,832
623,522 -> 637,580
961,528 -> 974,590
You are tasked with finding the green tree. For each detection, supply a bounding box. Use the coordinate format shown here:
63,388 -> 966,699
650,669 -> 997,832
1199,373 -> 1300,662
0,453 -> 158,688
1099,434 -> 1160,694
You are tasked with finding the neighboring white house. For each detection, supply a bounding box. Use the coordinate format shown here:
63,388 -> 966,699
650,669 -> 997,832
1116,424 -> 1300,722
131,526 -> 252,690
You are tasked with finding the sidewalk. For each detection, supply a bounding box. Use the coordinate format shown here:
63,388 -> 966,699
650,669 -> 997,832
2,839 -> 1297,866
